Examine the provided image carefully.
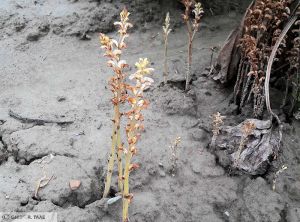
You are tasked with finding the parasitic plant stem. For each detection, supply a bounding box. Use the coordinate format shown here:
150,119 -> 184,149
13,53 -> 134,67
170,136 -> 181,176
234,121 -> 256,166
100,8 -> 133,198
181,0 -> 204,91
122,58 -> 154,222
103,106 -> 118,198
210,112 -> 225,148
122,114 -> 136,222
163,12 -> 172,83
186,34 -> 193,91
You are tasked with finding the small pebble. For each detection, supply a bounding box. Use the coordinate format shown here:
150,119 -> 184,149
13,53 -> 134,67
69,180 -> 81,191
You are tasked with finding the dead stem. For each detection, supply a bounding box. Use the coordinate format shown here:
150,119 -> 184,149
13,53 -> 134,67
35,166 -> 54,199
33,154 -> 55,199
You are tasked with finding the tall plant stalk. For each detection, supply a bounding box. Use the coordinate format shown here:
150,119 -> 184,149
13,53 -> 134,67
181,0 -> 204,91
122,58 -> 154,222
163,12 -> 172,83
100,8 -> 133,198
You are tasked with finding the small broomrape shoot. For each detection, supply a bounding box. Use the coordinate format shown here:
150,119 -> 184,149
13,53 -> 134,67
122,58 -> 154,222
210,112 -> 225,148
163,12 -> 172,83
234,121 -> 256,166
181,0 -> 204,91
100,8 -> 133,198
170,136 -> 182,176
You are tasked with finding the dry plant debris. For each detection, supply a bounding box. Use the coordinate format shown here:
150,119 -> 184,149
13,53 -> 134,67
163,12 -> 172,83
181,0 -> 204,91
240,1 -> 300,117
213,1 -> 300,118
265,4 -> 300,122
33,154 -> 55,199
34,168 -> 54,200
235,0 -> 293,117
272,164 -> 287,191
210,2 -> 300,174
211,119 -> 281,175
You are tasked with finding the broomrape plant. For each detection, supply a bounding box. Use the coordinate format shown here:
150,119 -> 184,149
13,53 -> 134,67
170,136 -> 181,176
163,12 -> 172,83
100,8 -> 154,222
181,0 -> 204,91
122,58 -> 154,222
100,8 -> 133,198
210,112 -> 225,148
234,121 -> 256,166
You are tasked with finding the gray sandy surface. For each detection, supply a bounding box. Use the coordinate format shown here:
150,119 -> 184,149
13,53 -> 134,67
0,1 -> 300,222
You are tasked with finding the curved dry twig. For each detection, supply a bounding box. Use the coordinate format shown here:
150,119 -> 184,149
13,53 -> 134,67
265,14 -> 299,124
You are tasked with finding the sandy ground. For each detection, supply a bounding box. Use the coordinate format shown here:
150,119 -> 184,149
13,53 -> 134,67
0,1 -> 300,222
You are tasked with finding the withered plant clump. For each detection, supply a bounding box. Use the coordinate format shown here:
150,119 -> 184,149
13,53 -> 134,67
273,5 -> 300,117
100,8 -> 133,198
210,1 -> 300,175
284,13 -> 300,113
33,154 -> 55,200
234,0 -> 300,117
181,0 -> 204,91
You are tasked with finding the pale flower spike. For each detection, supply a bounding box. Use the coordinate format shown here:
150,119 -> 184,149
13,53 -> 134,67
193,3 -> 204,17
163,12 -> 172,36
123,58 -> 154,222
130,58 -> 154,79
163,12 -> 172,83
100,8 -> 132,199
